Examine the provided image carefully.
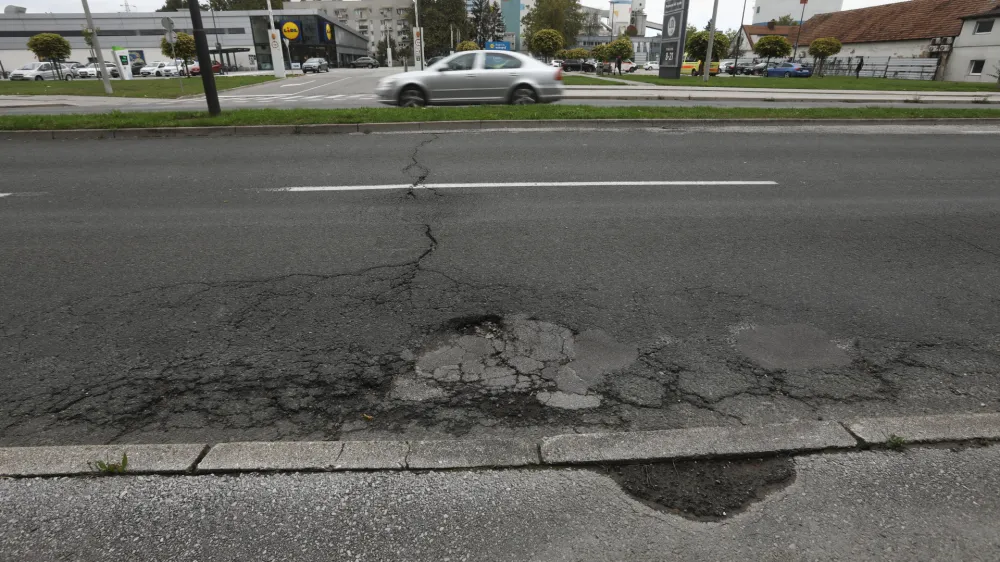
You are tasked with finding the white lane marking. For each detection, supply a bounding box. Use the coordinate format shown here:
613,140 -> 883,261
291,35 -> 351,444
271,181 -> 779,192
326,94 -> 345,99
0,193 -> 10,198
281,80 -> 314,87
300,95 -> 326,100
287,76 -> 351,95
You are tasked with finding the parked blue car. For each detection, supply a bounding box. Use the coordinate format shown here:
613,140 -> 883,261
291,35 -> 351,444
767,62 -> 812,78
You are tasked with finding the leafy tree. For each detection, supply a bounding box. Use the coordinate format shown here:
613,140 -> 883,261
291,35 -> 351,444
582,11 -> 602,36
753,34 -> 791,73
808,37 -> 841,75
161,31 -> 196,75
521,0 -> 585,47
605,37 -> 633,60
156,0 -> 208,11
376,35 -> 397,66
686,24 -> 697,38
27,33 -> 71,78
469,0 -> 505,47
529,28 -> 564,61
408,0 -> 470,56
81,27 -> 100,50
773,14 -> 799,26
685,29 -> 730,70
456,40 -> 478,51
590,43 -> 609,62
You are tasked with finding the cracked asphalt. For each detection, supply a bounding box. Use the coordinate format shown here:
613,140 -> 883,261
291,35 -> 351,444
1,124 -> 999,446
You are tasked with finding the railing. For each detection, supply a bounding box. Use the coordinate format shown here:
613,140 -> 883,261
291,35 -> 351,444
814,56 -> 939,81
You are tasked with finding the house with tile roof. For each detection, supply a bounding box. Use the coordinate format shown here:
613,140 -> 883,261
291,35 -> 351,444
944,4 -> 1000,82
791,0 -> 997,60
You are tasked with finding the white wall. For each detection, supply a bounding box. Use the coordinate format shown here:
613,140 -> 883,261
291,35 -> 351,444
836,39 -> 931,58
945,17 -> 1000,82
751,0 -> 843,25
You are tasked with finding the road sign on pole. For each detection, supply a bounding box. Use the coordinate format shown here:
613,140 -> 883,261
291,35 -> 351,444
657,0 -> 691,79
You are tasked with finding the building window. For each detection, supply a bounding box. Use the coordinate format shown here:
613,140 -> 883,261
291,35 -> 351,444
969,59 -> 985,75
974,19 -> 994,33
756,6 -> 760,13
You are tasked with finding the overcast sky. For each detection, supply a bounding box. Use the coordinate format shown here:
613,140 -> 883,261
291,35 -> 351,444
25,0 -> 911,33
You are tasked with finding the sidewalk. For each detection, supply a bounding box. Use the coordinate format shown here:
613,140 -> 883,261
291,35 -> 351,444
564,84 -> 1000,104
2,445 -> 998,561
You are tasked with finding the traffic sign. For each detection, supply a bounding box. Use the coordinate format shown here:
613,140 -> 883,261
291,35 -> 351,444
161,17 -> 174,31
166,30 -> 178,43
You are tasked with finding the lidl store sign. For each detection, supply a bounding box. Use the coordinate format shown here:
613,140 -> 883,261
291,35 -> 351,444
485,41 -> 511,50
281,21 -> 300,40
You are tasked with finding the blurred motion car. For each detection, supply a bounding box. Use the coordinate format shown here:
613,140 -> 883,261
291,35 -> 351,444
375,50 -> 563,107
767,62 -> 812,77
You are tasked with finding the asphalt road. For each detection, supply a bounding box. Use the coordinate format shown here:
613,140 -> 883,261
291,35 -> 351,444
3,447 -> 999,561
2,124 -> 999,446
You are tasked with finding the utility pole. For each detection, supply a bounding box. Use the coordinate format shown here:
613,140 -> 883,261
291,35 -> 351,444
702,0 -> 720,82
81,0 -> 112,94
792,0 -> 808,60
188,0 -> 221,115
210,3 -> 224,73
385,21 -> 394,67
733,0 -> 748,72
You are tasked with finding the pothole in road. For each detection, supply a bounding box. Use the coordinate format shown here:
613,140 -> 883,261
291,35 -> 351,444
391,314 -> 637,410
602,457 -> 796,521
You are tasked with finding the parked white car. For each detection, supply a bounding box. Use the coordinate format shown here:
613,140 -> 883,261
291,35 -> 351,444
550,59 -> 563,67
643,61 -> 660,71
77,62 -> 120,79
140,60 -> 182,77
8,62 -> 70,81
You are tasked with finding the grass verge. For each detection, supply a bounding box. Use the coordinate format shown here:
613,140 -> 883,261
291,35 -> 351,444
0,75 -> 276,98
2,105 -> 999,130
561,75 -> 623,86
616,74 -> 1000,92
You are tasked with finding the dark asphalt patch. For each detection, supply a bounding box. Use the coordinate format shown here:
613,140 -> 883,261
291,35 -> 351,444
601,457 -> 796,521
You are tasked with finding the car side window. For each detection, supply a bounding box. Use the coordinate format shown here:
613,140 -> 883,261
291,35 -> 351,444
483,53 -> 520,70
39,63 -> 51,71
445,53 -> 477,71
781,63 -> 792,68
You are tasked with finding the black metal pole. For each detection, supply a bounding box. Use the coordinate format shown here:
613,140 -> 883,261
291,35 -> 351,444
188,2 -> 221,116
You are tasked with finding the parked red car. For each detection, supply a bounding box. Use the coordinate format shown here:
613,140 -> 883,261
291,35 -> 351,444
189,60 -> 222,76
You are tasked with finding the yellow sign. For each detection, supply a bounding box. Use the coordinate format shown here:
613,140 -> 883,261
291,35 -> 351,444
325,23 -> 333,41
281,21 -> 300,41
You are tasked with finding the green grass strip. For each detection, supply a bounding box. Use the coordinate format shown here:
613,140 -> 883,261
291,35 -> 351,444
2,105 -> 999,130
616,74 -> 1000,92
0,75 -> 276,99
561,75 -> 623,86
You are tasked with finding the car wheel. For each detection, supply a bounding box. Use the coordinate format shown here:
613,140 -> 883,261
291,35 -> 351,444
64,74 -> 74,81
156,71 -> 162,77
783,71 -> 791,78
510,85 -> 537,105
34,75 -> 44,81
399,86 -> 426,108
367,64 -> 373,69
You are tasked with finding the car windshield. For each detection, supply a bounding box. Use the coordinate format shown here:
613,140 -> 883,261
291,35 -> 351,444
19,63 -> 42,70
305,58 -> 323,63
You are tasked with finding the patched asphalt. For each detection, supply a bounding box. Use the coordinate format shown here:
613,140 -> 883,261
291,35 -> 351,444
1,126 -> 998,446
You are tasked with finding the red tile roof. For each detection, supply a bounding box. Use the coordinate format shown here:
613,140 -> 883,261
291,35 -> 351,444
795,0 -> 998,45
741,24 -> 800,48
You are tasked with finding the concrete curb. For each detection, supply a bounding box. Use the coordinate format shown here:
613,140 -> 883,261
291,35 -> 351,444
0,443 -> 206,477
563,93 -> 1000,104
2,414 -> 998,478
847,413 -> 1000,444
4,118 -> 1000,141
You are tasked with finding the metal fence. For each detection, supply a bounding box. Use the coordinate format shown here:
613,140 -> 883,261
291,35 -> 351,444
812,56 -> 939,81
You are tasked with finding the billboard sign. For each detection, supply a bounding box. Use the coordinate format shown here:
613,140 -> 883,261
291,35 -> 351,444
485,41 -> 511,50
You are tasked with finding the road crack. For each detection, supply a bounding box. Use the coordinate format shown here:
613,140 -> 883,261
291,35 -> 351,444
402,133 -> 439,197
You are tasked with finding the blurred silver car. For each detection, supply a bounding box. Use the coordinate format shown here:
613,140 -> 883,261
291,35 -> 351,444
375,50 -> 563,107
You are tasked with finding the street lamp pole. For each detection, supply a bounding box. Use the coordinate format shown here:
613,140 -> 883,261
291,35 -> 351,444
792,0 -> 808,60
80,0 -> 112,94
733,0 -> 748,71
414,0 -> 423,69
702,0 -> 720,82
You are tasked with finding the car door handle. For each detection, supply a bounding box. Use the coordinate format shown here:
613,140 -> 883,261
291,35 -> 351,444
508,73 -> 519,77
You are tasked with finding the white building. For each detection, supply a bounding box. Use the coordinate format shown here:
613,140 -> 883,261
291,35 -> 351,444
944,4 -> 1000,82
750,0 -> 843,26
288,0 -> 413,56
0,8 -> 368,71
